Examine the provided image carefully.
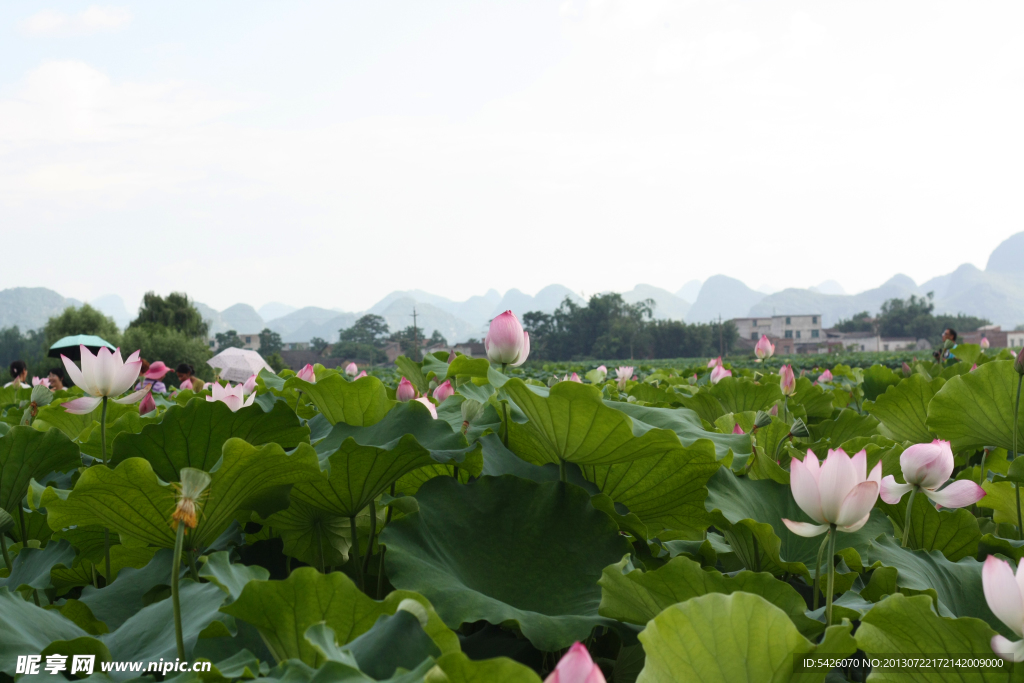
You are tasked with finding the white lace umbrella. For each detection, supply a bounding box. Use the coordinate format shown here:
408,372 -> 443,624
207,347 -> 273,383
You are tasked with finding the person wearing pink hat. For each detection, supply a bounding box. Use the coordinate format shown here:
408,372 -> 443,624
135,359 -> 171,394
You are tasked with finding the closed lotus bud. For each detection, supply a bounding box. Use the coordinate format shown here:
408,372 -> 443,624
616,366 -> 634,391
817,369 -> 833,384
447,349 -> 457,363
754,335 -> 775,361
461,398 -> 484,424
707,356 -> 723,369
344,362 -> 358,378
902,362 -> 912,377
396,377 -> 417,401
296,364 -> 316,383
790,418 -> 809,438
544,642 -> 606,683
139,391 -> 156,416
754,410 -> 772,428
433,379 -> 454,403
779,365 -> 796,396
732,423 -> 744,434
769,405 -> 778,416
1016,349 -> 1024,375
594,365 -> 607,381
485,311 -> 530,366
981,337 -> 990,349
710,365 -> 731,384
172,468 -> 212,531
568,372 -> 582,383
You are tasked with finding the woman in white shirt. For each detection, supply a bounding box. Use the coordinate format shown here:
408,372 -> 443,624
5,360 -> 28,388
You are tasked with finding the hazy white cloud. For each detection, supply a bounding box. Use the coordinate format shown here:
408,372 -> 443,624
20,5 -> 132,37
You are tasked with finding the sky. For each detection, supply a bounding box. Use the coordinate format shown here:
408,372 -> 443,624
2,0 -> 1023,312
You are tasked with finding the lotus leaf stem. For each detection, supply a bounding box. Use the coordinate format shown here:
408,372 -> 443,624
187,550 -> 200,582
825,525 -> 837,628
1016,375 -> 1023,539
350,515 -> 364,591
317,523 -> 325,574
171,522 -> 186,661
362,503 -> 377,579
101,396 -> 111,580
752,535 -> 760,572
901,488 -> 917,548
501,363 -> 510,447
17,505 -> 27,549
377,484 -> 395,599
559,458 -> 567,483
0,533 -> 11,573
812,534 -> 829,611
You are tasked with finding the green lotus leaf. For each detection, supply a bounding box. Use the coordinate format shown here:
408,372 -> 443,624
75,549 -> 176,630
708,376 -> 783,413
927,360 -> 1024,452
32,399 -> 135,443
978,480 -> 1024,526
855,594 -> 1005,681
705,467 -> 890,580
308,613 -> 439,680
200,550 -> 270,603
791,378 -> 834,421
862,364 -> 903,402
808,408 -> 879,446
221,567 -> 458,666
864,374 -> 944,444
286,375 -> 393,427
80,411 -> 162,463
381,474 -> 633,651
635,592 -> 856,683
880,486 -> 981,561
258,500 -> 380,568
425,652 -> 542,683
293,401 -> 477,519
42,440 -> 325,551
599,555 -> 822,637
865,535 -> 1011,638
110,399 -> 309,481
445,355 -> 490,380
677,391 -> 726,424
0,426 -> 81,514
0,538 -> 75,598
604,400 -> 750,461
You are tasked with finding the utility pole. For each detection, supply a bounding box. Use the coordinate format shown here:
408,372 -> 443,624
411,307 -> 420,361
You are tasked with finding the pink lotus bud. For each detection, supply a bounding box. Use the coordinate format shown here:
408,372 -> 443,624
447,349 -> 457,363
769,404 -> 778,416
902,362 -> 912,376
296,364 -> 316,383
241,374 -> 257,397
569,372 -> 582,383
544,642 -> 606,683
345,362 -> 358,377
782,448 -> 881,537
433,379 -> 454,403
732,423 -> 744,434
707,356 -> 723,369
754,335 -> 775,360
817,369 -> 833,384
596,365 -> 607,374
485,311 -> 530,366
32,376 -> 50,388
356,370 -> 367,379
414,396 -> 438,419
615,366 -> 634,391
397,377 -> 417,402
709,365 -> 731,384
971,364 -> 978,372
983,556 -> 1024,661
139,391 -> 156,415
879,440 -> 985,508
779,365 -> 796,396
981,337 -> 990,349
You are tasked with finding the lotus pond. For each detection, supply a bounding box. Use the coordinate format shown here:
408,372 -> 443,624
3,332 -> 1024,682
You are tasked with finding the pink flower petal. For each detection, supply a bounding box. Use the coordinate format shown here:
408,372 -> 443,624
837,513 -> 872,533
543,642 -> 605,683
922,480 -> 986,509
984,556 -> 1024,638
833,480 -> 879,527
901,441 -> 953,489
111,388 -> 150,405
879,476 -> 913,505
990,635 -> 1024,663
790,456 -> 825,525
818,449 -> 857,523
62,396 -> 103,415
782,519 -> 830,538
61,354 -> 86,391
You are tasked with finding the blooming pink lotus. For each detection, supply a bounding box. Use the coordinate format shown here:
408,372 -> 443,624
296,364 -> 316,383
355,370 -> 367,379
782,448 -> 882,537
433,379 -> 454,403
207,382 -> 255,412
139,391 -> 156,416
345,362 -> 359,377
563,373 -> 582,383
779,364 -> 796,396
240,374 -> 257,397
61,346 -> 150,414
32,376 -> 49,388
817,369 -> 833,383
983,555 -> 1024,661
414,396 -> 438,419
754,335 -> 775,361
707,356 -> 723,369
709,365 -> 731,384
981,337 -> 991,349
616,366 -> 634,391
397,377 -> 417,402
544,642 -> 605,683
880,440 -> 985,508
485,311 -> 530,366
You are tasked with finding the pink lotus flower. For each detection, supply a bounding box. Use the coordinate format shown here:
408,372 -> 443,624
596,365 -> 607,376
779,365 -> 796,396
902,362 -> 912,376
485,311 -> 530,366
709,365 -> 731,384
981,337 -> 991,349
769,405 -> 778,416
433,379 -> 454,403
207,382 -> 255,412
355,370 -> 367,379
296,364 -> 316,383
32,376 -> 49,388
782,448 -> 882,537
397,377 -> 417,402
707,356 -> 723,369
971,364 -> 978,372
139,391 -> 156,416
447,349 -> 457,363
345,362 -> 358,377
732,423 -> 744,434
414,396 -> 438,419
61,346 -> 150,415
880,440 -> 985,508
240,374 -> 257,397
544,642 -> 605,683
983,555 -> 1024,661
754,335 -> 775,361
817,369 -> 833,383
563,373 -> 582,383
616,366 -> 634,391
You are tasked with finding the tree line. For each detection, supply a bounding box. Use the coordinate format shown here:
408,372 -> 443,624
835,293 -> 990,345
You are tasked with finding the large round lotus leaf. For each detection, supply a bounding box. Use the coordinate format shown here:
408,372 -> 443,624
381,474 -> 633,651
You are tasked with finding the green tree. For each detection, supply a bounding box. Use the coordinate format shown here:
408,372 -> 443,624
122,326 -> 212,381
215,330 -> 245,351
258,328 -> 283,355
873,294 -> 989,346
835,311 -> 874,333
309,337 -> 330,354
336,315 -> 391,364
0,326 -> 49,379
264,351 -> 287,373
129,292 -> 208,339
428,330 -> 447,346
43,304 -> 121,348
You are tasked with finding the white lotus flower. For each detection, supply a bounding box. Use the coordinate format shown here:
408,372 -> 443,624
61,346 -> 150,415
